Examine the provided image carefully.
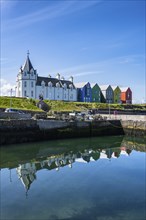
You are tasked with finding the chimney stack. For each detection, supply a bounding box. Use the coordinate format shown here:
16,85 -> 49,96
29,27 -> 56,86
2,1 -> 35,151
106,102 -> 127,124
56,73 -> 60,80
69,76 -> 73,82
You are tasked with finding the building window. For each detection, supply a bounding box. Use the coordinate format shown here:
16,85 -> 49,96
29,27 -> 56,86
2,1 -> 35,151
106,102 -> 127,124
64,83 -> 67,90
87,88 -> 90,96
31,91 -> 33,97
56,82 -> 60,88
24,91 -> 27,96
24,72 -> 27,76
41,81 -> 45,88
70,94 -> 73,99
24,81 -> 27,87
31,81 -> 33,87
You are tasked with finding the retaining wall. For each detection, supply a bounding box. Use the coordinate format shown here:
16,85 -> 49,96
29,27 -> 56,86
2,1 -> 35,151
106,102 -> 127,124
0,119 -> 145,146
0,112 -> 32,119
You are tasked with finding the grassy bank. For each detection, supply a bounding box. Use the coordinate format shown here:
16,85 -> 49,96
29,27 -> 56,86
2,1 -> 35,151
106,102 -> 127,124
0,96 -> 145,112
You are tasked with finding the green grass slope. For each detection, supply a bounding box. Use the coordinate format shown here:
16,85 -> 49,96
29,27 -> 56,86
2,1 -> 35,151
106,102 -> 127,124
0,96 -> 145,112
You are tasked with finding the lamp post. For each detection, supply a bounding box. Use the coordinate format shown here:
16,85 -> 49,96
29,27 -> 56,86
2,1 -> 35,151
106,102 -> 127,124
109,99 -> 111,119
10,88 -> 12,108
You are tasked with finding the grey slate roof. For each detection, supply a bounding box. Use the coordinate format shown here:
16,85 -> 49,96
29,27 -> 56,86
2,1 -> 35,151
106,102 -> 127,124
36,76 -> 75,89
22,55 -> 34,72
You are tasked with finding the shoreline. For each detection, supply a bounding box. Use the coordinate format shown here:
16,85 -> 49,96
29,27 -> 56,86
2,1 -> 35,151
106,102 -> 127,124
0,119 -> 145,146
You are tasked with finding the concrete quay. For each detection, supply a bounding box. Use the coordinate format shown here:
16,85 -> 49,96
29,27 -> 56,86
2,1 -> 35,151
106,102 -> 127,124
99,114 -> 146,121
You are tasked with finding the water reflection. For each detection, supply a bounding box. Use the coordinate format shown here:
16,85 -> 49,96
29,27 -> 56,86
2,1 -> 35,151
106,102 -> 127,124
1,135 -> 145,194
16,146 -> 133,193
0,136 -> 145,220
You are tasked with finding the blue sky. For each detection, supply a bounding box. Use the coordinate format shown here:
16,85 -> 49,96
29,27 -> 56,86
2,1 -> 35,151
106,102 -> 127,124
0,0 -> 145,103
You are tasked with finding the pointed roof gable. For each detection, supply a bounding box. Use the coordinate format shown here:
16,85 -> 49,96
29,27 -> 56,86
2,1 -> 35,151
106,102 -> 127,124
111,86 -> 118,90
90,83 -> 97,88
99,85 -> 111,91
75,82 -> 90,88
120,87 -> 129,92
22,53 -> 34,72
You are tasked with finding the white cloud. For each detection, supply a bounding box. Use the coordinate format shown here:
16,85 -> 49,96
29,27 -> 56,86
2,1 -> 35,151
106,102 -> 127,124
0,79 -> 15,96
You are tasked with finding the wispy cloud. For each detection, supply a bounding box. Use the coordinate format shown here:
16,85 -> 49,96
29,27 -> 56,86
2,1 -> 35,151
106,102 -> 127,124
3,1 -> 101,31
72,71 -> 103,77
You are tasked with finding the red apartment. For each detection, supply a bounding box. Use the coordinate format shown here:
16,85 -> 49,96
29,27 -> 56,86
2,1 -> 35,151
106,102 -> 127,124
120,87 -> 132,104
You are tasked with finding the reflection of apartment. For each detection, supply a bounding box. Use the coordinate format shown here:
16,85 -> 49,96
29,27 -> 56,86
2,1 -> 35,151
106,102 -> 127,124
16,148 -> 132,191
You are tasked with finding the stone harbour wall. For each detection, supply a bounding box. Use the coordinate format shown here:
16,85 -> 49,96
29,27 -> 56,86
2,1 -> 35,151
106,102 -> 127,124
0,119 -> 145,146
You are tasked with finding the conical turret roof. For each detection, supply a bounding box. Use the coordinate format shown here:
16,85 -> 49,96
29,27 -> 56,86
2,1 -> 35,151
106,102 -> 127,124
22,52 -> 34,72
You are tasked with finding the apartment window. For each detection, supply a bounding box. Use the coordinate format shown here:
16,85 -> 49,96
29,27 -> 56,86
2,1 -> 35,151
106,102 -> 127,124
24,81 -> 27,87
31,81 -> 33,87
24,91 -> 27,96
31,91 -> 33,97
86,88 -> 90,96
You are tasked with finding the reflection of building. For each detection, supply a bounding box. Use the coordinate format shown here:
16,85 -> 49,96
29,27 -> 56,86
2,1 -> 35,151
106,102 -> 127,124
16,147 -> 132,191
16,163 -> 36,191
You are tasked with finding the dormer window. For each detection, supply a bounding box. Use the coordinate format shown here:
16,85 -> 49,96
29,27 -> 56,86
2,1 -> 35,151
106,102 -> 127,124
41,81 -> 45,88
69,84 -> 73,91
64,83 -> 67,90
56,82 -> 60,88
48,81 -> 52,87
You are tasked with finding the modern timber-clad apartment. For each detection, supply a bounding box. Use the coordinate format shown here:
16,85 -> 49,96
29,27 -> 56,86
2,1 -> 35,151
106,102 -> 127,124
111,86 -> 121,103
120,87 -> 132,104
15,53 -> 132,104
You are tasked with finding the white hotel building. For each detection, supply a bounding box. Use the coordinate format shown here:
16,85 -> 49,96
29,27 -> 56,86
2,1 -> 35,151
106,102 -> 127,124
16,53 -> 77,101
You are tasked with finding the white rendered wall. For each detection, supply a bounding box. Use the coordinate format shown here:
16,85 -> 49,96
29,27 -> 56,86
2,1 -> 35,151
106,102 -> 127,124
68,89 -> 77,101
46,87 -> 55,100
54,87 -> 63,100
63,89 -> 69,101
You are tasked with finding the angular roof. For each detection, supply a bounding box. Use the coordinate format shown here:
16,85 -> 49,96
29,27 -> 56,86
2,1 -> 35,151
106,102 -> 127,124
36,76 -> 75,88
90,83 -> 97,88
22,55 -> 34,72
120,87 -> 129,92
74,82 -> 90,88
99,85 -> 111,91
111,86 -> 118,90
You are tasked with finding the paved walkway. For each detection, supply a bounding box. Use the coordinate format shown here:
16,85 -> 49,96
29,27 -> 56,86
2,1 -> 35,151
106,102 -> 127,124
99,114 -> 146,121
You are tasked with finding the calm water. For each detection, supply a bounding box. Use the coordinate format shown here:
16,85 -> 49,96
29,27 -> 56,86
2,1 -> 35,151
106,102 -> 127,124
0,136 -> 145,220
